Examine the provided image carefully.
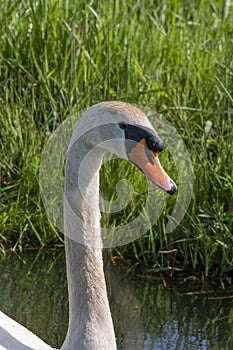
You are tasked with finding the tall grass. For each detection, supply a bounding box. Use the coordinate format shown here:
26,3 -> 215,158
0,0 -> 233,276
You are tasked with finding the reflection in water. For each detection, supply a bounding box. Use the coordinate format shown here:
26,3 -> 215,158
0,252 -> 232,349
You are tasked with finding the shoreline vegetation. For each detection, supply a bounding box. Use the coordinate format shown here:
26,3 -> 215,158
1,0 -> 233,278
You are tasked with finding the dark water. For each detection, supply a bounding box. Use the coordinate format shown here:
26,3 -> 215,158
0,251 -> 233,350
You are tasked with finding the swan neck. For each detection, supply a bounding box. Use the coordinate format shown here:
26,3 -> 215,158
62,140 -> 116,349
64,139 -> 104,247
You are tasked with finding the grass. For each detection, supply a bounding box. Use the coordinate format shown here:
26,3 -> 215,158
0,0 -> 233,277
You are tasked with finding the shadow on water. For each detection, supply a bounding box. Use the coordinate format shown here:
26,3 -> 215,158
0,251 -> 233,349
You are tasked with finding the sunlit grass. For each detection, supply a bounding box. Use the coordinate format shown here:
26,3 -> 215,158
0,0 -> 233,276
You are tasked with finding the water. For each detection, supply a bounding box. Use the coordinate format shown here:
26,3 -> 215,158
0,252 -> 232,349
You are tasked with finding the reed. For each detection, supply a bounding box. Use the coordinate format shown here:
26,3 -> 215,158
1,0 -> 232,276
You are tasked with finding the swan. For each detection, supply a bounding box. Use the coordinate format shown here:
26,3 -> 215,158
0,101 -> 176,350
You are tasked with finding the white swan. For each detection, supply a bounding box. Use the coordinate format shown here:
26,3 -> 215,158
0,101 -> 176,350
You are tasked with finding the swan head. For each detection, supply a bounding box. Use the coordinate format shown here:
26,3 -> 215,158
77,101 -> 176,195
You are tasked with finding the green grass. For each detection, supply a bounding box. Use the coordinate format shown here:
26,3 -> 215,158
0,0 -> 233,277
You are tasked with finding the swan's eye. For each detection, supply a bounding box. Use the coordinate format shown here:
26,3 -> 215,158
119,122 -> 127,129
146,137 -> 164,152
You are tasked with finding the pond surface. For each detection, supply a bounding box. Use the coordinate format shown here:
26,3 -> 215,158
0,251 -> 233,349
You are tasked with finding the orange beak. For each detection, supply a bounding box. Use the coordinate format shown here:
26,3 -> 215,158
128,139 -> 176,195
